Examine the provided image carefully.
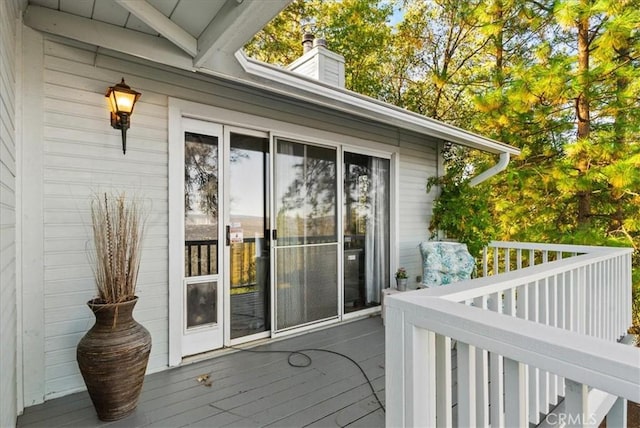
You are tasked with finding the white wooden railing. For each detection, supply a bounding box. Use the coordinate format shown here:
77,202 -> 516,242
385,242 -> 638,427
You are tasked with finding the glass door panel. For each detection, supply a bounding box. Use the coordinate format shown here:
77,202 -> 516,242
343,152 -> 390,313
228,132 -> 270,339
274,139 -> 338,331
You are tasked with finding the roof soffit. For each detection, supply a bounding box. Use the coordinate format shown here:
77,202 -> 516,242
25,0 -> 291,63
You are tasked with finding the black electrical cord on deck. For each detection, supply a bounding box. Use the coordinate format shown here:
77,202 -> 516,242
228,346 -> 385,412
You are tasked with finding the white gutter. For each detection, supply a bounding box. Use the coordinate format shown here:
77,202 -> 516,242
469,152 -> 510,187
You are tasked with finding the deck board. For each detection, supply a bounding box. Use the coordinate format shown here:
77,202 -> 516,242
17,316 -> 387,428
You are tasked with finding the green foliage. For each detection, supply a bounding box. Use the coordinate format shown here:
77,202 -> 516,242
426,175 -> 497,258
245,0 -> 394,98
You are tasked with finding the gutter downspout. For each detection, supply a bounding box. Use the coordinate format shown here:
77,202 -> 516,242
469,152 -> 510,187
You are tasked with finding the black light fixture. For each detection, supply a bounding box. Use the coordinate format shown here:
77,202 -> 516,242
105,78 -> 141,154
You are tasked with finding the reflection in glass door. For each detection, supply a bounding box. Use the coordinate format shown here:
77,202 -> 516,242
274,139 -> 339,331
228,131 -> 270,340
343,152 -> 390,313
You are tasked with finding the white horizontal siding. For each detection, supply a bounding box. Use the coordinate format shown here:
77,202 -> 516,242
398,143 -> 438,288
30,35 -> 441,399
291,57 -> 319,80
0,0 -> 18,425
41,38 -> 169,398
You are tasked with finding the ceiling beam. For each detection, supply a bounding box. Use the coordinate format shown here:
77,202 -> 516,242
114,0 -> 198,57
194,0 -> 290,68
24,5 -> 194,71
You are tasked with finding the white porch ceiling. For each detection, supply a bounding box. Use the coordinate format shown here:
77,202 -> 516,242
26,0 -> 291,69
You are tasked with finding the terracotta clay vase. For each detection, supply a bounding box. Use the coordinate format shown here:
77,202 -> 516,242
77,297 -> 151,421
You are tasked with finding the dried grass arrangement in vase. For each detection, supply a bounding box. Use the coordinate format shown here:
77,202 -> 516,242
77,192 -> 152,421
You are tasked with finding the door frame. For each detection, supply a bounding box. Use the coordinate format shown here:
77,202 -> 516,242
341,144 -> 395,321
170,117 -> 225,361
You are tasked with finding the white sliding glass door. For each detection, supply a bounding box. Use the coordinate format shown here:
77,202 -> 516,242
273,139 -> 339,331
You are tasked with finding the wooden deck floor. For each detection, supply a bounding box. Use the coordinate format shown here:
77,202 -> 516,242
17,317 -> 386,428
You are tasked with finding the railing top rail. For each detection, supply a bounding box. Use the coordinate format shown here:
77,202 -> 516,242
386,296 -> 640,402
419,249 -> 630,302
488,241 -> 633,254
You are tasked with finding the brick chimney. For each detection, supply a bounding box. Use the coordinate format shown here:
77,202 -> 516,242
287,34 -> 345,88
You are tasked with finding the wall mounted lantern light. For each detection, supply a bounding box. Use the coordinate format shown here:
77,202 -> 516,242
105,78 -> 141,154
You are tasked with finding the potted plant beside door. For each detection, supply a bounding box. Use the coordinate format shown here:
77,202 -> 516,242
395,267 -> 408,291
77,192 -> 151,421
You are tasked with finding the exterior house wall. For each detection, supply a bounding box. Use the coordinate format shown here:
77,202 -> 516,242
398,136 -> 438,286
23,33 -> 439,400
0,0 -> 19,425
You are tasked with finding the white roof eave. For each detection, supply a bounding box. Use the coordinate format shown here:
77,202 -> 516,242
225,51 -> 520,156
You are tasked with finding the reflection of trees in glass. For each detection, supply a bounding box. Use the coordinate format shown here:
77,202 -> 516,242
185,133 -> 218,217
344,162 -> 371,236
277,142 -> 337,240
283,159 -> 336,217
185,134 -> 248,218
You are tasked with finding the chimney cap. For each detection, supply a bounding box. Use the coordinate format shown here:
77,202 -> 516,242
302,32 -> 314,53
313,38 -> 327,48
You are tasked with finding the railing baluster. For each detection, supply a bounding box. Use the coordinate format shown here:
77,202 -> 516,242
624,253 -> 631,337
591,263 -> 596,337
187,245 -> 192,276
570,268 -> 579,333
505,287 -> 516,316
598,260 -> 604,340
474,296 -> 489,427
494,246 -> 500,275
528,281 -> 540,423
517,248 -> 522,270
557,271 -> 566,397
505,248 -> 511,272
607,397 -> 628,427
435,334 -> 452,428
578,266 -> 586,335
565,379 -> 593,428
483,246 -> 488,277
504,358 -> 527,428
538,278 -> 550,415
457,342 -> 477,428
548,273 -> 558,406
489,292 -> 504,427
529,249 -> 535,267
